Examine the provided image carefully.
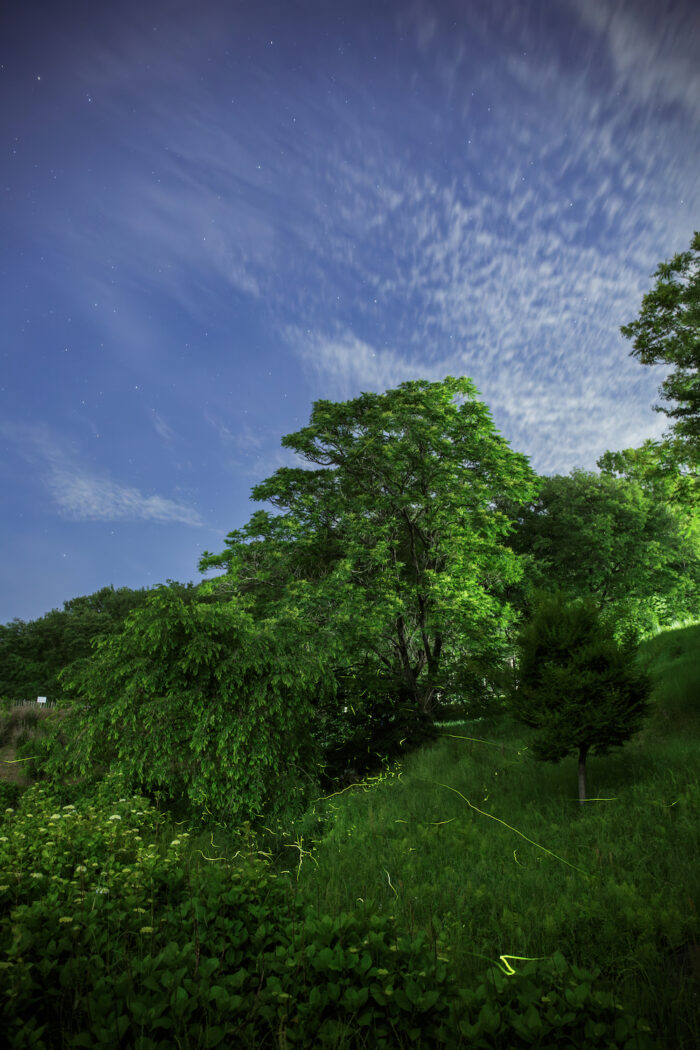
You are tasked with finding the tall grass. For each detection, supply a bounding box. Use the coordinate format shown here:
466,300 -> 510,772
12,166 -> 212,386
258,623 -> 700,1049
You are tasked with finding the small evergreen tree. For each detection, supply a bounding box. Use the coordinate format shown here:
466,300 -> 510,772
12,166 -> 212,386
507,593 -> 652,804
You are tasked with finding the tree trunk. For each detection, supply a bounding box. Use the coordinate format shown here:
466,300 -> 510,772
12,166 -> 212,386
578,745 -> 589,805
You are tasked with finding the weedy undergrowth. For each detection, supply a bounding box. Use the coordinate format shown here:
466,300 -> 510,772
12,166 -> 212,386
0,775 -> 661,1049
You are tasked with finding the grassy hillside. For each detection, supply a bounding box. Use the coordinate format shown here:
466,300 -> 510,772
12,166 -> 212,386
256,623 -> 700,1046
636,622 -> 700,739
1,624 -> 698,1047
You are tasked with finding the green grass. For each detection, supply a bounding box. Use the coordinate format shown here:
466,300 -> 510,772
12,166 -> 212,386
255,623 -> 699,1048
1,623 -> 698,1047
636,622 -> 700,738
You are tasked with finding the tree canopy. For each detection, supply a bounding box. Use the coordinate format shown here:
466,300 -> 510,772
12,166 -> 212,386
597,438 -> 699,546
0,584 -> 183,704
506,469 -> 699,637
200,377 -> 539,721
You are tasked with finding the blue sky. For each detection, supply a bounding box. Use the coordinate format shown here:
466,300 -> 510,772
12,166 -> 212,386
1,0 -> 698,624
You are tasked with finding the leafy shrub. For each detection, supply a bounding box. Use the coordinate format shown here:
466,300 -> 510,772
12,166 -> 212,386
0,778 -> 453,1048
43,587 -> 337,825
448,951 -> 660,1049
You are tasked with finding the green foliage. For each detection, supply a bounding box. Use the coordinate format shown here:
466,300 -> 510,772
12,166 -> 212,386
450,951 -> 661,1049
505,593 -> 652,798
0,779 -> 453,1048
621,231 -> 700,451
200,377 -> 539,734
598,439 -> 699,531
507,470 -> 698,639
597,443 -> 700,627
44,585 -> 337,825
0,778 -> 664,1049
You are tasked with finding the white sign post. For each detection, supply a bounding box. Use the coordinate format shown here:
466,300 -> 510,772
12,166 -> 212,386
37,696 -> 47,706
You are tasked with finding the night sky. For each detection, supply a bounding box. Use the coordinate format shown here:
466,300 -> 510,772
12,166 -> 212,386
1,0 -> 698,624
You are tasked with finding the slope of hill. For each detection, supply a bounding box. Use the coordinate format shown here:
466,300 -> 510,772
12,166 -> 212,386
260,622 -> 699,1048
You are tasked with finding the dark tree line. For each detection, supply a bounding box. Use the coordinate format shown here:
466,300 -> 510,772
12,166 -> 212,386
0,582 -> 198,704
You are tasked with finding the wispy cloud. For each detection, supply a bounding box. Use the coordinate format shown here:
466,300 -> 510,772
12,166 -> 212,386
287,327 -> 439,397
151,411 -> 175,443
203,409 -> 313,483
274,0 -> 694,475
204,411 -> 267,453
11,0 -> 696,479
27,0 -> 697,357
567,0 -> 700,123
48,469 -> 203,526
287,326 -> 669,474
3,424 -> 203,526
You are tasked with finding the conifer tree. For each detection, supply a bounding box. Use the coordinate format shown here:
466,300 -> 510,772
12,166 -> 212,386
507,593 -> 652,804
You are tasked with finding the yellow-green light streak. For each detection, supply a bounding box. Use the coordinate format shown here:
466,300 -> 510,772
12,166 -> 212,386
430,780 -> 592,879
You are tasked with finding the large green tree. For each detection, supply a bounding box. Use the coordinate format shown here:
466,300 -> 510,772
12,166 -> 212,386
506,593 -> 652,804
200,377 -> 539,721
622,231 -> 700,452
506,470 -> 698,636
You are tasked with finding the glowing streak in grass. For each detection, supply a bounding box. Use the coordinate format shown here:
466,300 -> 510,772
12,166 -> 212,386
315,782 -> 361,801
313,764 -> 403,803
378,868 -> 544,979
466,949 -> 550,977
284,835 -> 318,880
437,732 -> 523,752
195,831 -> 226,862
431,781 -> 592,879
